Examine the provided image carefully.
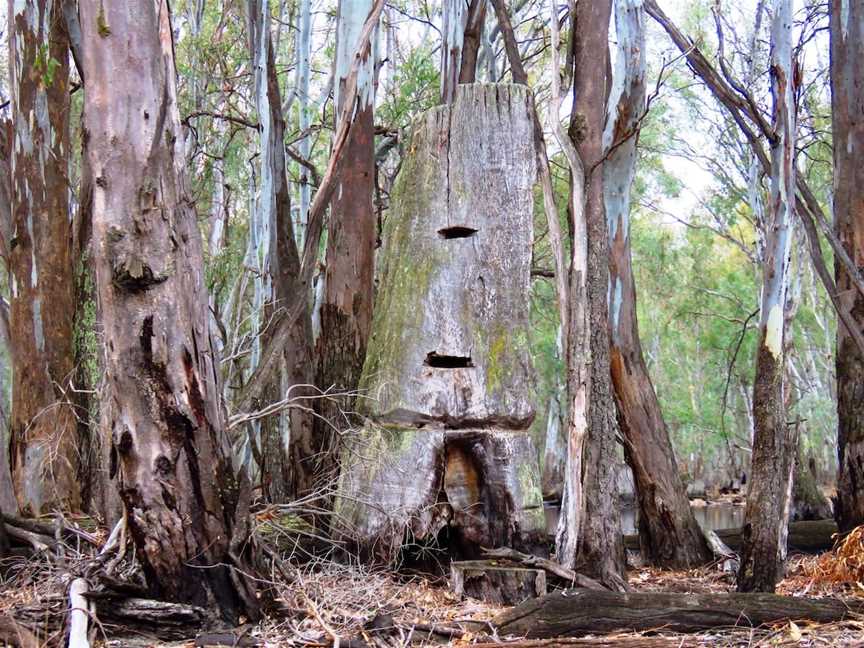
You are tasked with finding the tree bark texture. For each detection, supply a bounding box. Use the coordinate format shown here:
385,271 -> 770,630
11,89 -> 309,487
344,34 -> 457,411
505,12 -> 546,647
334,84 -> 546,561
604,0 -> 711,568
441,0 -> 467,104
569,0 -> 627,590
493,588 -> 862,638
8,0 -> 80,514
313,0 -> 377,491
831,0 -> 864,534
737,0 -> 797,594
79,0 -> 260,621
247,0 -> 315,503
458,0 -> 487,84
0,118 -> 16,515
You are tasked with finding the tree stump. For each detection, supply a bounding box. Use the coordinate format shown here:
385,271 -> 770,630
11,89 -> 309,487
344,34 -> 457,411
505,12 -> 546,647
451,560 -> 546,605
334,84 -> 546,561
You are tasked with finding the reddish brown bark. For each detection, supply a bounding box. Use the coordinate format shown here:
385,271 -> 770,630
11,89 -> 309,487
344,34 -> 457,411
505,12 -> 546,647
831,0 -> 864,533
568,0 -> 627,590
79,0 -> 260,620
314,0 -> 377,487
8,0 -> 80,514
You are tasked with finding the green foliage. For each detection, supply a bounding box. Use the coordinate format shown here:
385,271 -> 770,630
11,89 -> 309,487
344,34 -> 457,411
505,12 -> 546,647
33,44 -> 60,87
378,46 -> 440,130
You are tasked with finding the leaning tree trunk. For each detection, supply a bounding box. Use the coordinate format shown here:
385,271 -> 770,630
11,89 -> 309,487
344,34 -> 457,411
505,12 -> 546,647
334,84 -> 546,562
248,0 -> 316,502
313,0 -> 378,490
79,0 -> 260,621
8,0 -> 80,514
737,0 -> 797,594
831,0 -> 864,534
604,0 -> 711,568
569,0 -> 627,590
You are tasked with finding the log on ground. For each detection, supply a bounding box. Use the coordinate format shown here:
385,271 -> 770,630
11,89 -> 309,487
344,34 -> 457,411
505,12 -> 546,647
493,588 -> 862,638
623,519 -> 838,553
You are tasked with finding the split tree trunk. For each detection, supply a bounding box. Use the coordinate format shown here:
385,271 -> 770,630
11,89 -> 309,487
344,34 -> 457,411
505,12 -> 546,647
458,0 -> 487,84
8,0 -> 80,515
247,0 -> 316,502
831,0 -> 864,534
494,588 -> 862,638
568,0 -> 627,590
604,0 -> 711,568
313,0 -> 377,490
79,0 -> 260,621
737,0 -> 797,594
334,84 -> 546,561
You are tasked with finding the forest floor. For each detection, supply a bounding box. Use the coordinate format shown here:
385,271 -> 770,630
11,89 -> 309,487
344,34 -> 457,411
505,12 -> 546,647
2,514 -> 864,647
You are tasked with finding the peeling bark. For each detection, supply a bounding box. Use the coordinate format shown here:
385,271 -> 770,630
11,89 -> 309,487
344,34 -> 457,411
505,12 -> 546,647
247,0 -> 315,502
441,0 -> 468,103
567,0 -> 627,590
0,118 -> 15,516
831,0 -> 864,533
604,0 -> 711,568
79,0 -> 260,621
8,0 -> 80,514
313,0 -> 378,492
737,0 -> 797,594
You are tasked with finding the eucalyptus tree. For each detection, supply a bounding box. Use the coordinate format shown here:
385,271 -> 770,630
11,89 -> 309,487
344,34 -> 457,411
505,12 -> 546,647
78,0 -> 261,618
0,117 -> 14,515
604,0 -> 711,568
737,0 -> 798,593
7,0 -> 80,514
314,0 -> 377,482
555,0 -> 627,589
247,0 -> 316,501
831,0 -> 864,533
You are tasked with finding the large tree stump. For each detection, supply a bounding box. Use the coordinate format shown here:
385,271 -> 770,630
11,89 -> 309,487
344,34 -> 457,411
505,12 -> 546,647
334,84 -> 546,561
494,588 -> 863,638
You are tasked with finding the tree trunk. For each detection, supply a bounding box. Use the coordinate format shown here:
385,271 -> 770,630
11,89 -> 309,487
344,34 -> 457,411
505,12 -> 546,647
494,588 -> 861,638
8,0 -> 80,514
295,0 -> 313,247
441,0 -> 467,103
458,0 -> 487,84
312,0 -> 378,493
79,0 -> 260,621
831,0 -> 864,534
0,118 -> 15,516
334,84 -> 546,561
604,0 -> 711,568
737,0 -> 797,594
247,0 -> 315,502
568,0 -> 627,590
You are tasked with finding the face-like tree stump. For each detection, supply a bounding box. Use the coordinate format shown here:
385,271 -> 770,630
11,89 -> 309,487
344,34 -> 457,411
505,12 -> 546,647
334,84 -> 546,561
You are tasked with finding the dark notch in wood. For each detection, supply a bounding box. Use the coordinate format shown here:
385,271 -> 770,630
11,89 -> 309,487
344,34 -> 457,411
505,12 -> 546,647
438,226 -> 478,239
425,352 -> 473,368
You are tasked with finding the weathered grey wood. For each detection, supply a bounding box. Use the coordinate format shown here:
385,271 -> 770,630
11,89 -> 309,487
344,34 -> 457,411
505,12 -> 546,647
494,588 -> 863,638
357,83 -> 538,428
88,596 -> 206,639
481,546 -> 607,590
335,84 -> 546,561
451,560 -> 546,605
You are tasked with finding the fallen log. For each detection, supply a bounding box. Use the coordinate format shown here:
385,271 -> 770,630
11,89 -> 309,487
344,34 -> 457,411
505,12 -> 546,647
471,639 -> 700,648
493,588 -> 862,638
67,579 -> 90,648
86,594 -> 206,639
623,519 -> 839,553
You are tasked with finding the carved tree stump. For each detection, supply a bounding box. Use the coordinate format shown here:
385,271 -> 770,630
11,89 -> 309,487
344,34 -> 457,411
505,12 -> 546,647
334,84 -> 546,561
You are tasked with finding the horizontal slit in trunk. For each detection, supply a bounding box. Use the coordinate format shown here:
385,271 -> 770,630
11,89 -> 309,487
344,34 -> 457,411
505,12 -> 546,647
438,226 -> 478,239
425,352 -> 473,368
